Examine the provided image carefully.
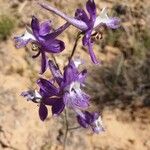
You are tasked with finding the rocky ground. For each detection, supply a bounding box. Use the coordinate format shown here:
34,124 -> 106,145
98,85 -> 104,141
0,0 -> 150,150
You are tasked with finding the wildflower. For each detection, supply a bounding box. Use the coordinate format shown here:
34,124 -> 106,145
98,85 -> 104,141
21,58 -> 104,133
14,16 -> 70,74
48,59 -> 90,111
21,79 -> 65,121
37,78 -> 65,117
39,0 -> 120,64
77,110 -> 105,133
38,59 -> 89,111
21,59 -> 89,120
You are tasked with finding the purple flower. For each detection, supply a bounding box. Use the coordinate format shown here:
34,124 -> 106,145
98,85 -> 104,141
14,16 -> 70,74
37,58 -> 89,112
39,58 -> 89,111
21,58 -> 104,133
48,58 -> 90,111
21,59 -> 89,120
37,78 -> 65,117
77,110 -> 105,133
21,79 -> 65,121
39,0 -> 120,64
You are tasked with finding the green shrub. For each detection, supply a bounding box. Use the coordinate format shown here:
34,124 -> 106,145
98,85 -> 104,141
0,15 -> 15,40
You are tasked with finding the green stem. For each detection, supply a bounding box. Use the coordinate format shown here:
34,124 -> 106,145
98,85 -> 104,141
63,109 -> 69,150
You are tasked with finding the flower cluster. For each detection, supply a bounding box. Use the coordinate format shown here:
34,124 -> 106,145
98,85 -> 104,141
14,0 -> 120,133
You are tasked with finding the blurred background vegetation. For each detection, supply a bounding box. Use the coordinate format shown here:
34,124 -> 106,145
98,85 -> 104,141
0,15 -> 15,40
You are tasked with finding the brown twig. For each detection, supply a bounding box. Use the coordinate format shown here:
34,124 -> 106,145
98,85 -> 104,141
68,126 -> 81,131
68,32 -> 82,62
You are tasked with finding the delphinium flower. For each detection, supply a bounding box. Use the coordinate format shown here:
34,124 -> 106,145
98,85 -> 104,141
21,79 -> 65,121
36,59 -> 89,113
21,59 -> 104,133
77,110 -> 104,133
49,59 -> 104,133
21,59 -> 88,120
49,59 -> 90,111
39,0 -> 120,64
14,16 -> 70,73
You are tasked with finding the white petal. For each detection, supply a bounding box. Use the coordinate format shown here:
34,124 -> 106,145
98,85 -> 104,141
14,27 -> 36,48
92,116 -> 105,133
73,58 -> 83,68
23,26 -> 36,41
94,8 -> 108,28
34,90 -> 42,99
94,8 -> 120,29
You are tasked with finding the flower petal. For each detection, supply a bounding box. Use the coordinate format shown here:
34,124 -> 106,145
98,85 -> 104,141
77,115 -> 89,128
63,61 -> 78,86
14,27 -> 36,48
42,39 -> 65,53
48,60 -> 63,85
94,8 -> 120,29
51,98 -> 65,116
82,25 -> 100,64
37,78 -> 59,97
77,111 -> 104,133
63,90 -> 90,110
44,22 -> 70,40
90,113 -> 105,134
78,69 -> 87,83
77,111 -> 92,128
40,51 -> 47,74
14,36 -> 30,48
75,9 -> 89,24
86,0 -> 96,23
21,90 -> 42,103
104,17 -> 120,29
42,97 -> 65,116
74,90 -> 90,109
39,20 -> 51,36
73,58 -> 83,68
82,30 -> 91,46
87,40 -> 99,64
39,103 -> 48,121
31,16 -> 40,38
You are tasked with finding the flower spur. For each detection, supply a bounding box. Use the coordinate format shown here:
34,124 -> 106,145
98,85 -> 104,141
14,16 -> 70,74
